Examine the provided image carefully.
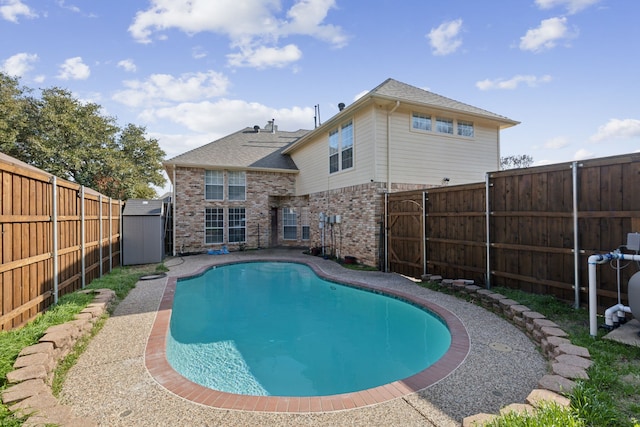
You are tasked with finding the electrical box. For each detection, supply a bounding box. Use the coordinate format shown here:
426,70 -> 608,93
627,232 -> 640,252
335,214 -> 341,223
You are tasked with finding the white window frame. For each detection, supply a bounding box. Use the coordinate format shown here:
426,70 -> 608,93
412,113 -> 432,131
205,170 -> 223,200
205,208 -> 224,244
228,208 -> 246,243
301,207 -> 310,241
283,207 -> 297,240
228,171 -> 246,201
329,119 -> 354,174
457,120 -> 474,137
436,117 -> 454,134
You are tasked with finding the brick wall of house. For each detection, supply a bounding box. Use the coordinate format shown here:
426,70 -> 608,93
173,167 -> 297,253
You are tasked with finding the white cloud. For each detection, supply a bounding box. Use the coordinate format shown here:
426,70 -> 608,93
1,52 -> 38,77
535,0 -> 601,14
574,148 -> 595,160
0,0 -> 37,23
117,59 -> 137,72
57,57 -> 90,80
192,46 -> 207,59
56,0 -> 80,13
112,71 -> 230,107
128,0 -> 346,68
140,98 -> 314,135
227,44 -> 302,69
589,118 -> 640,142
519,17 -> 575,52
544,136 -> 570,149
476,74 -> 552,90
427,19 -> 463,56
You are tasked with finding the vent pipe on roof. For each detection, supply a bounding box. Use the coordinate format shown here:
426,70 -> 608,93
253,125 -> 260,133
338,102 -> 346,111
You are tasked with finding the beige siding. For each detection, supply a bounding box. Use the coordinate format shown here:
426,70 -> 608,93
387,106 -> 499,186
292,108 -> 378,195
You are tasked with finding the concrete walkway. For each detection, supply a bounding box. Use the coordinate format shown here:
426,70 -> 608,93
60,249 -> 547,426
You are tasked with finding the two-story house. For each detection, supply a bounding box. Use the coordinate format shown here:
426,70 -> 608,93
163,78 -> 518,266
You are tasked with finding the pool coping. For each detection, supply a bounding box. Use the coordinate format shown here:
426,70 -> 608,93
144,257 -> 470,413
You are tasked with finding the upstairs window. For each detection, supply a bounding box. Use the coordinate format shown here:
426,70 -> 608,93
436,117 -> 454,134
457,120 -> 474,137
228,171 -> 246,201
329,120 -> 354,173
205,170 -> 223,200
412,113 -> 432,131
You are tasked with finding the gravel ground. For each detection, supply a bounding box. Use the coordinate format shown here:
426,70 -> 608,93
60,249 -> 547,426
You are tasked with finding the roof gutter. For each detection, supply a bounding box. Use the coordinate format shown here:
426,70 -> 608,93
387,100 -> 400,193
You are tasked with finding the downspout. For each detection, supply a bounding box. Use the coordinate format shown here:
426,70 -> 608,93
384,101 -> 400,273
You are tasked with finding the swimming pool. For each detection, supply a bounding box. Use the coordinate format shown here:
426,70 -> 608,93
145,255 -> 470,412
166,262 -> 451,397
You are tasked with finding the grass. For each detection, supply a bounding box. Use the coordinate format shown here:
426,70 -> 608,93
423,282 -> 640,427
0,263 -> 164,426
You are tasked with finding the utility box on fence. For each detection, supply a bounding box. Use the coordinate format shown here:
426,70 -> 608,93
122,199 -> 165,265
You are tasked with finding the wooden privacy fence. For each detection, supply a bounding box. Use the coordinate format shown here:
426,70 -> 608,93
387,152 -> 640,312
0,154 -> 122,330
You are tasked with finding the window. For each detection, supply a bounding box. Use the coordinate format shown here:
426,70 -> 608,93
229,208 -> 246,243
329,129 -> 339,173
228,171 -> 246,201
283,208 -> 297,240
329,120 -> 354,173
341,121 -> 353,170
436,117 -> 453,134
205,208 -> 224,244
205,170 -> 223,200
301,208 -> 310,240
457,120 -> 474,137
412,113 -> 432,131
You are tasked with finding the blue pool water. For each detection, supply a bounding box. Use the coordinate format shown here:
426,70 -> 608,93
166,262 -> 451,397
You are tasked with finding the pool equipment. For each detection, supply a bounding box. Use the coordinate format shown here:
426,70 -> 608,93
588,232 -> 640,336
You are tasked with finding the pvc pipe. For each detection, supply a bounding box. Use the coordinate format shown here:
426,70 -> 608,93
589,252 -> 640,336
604,303 -> 632,327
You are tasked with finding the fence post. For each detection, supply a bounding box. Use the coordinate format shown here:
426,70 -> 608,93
422,191 -> 427,277
51,176 -> 59,304
99,194 -> 103,277
80,186 -> 86,289
384,192 -> 389,272
572,161 -> 581,308
109,197 -> 113,272
485,173 -> 492,289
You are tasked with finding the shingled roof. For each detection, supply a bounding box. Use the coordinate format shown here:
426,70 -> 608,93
370,78 -> 518,124
163,126 -> 310,171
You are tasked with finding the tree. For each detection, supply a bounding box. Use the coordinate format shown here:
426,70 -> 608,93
0,73 -> 166,199
500,154 -> 534,170
0,73 -> 29,151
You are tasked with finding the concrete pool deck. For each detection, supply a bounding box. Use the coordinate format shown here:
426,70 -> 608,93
60,249 -> 548,426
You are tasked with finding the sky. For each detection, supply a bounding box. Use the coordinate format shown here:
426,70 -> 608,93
1,0 -> 639,195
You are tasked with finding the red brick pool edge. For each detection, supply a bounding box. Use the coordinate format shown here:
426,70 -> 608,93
144,260 -> 470,413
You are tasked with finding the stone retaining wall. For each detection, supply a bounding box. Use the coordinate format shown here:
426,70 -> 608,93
1,289 -> 116,427
421,276 -> 591,426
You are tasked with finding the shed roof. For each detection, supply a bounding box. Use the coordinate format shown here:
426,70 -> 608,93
163,126 -> 310,172
123,199 -> 164,216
